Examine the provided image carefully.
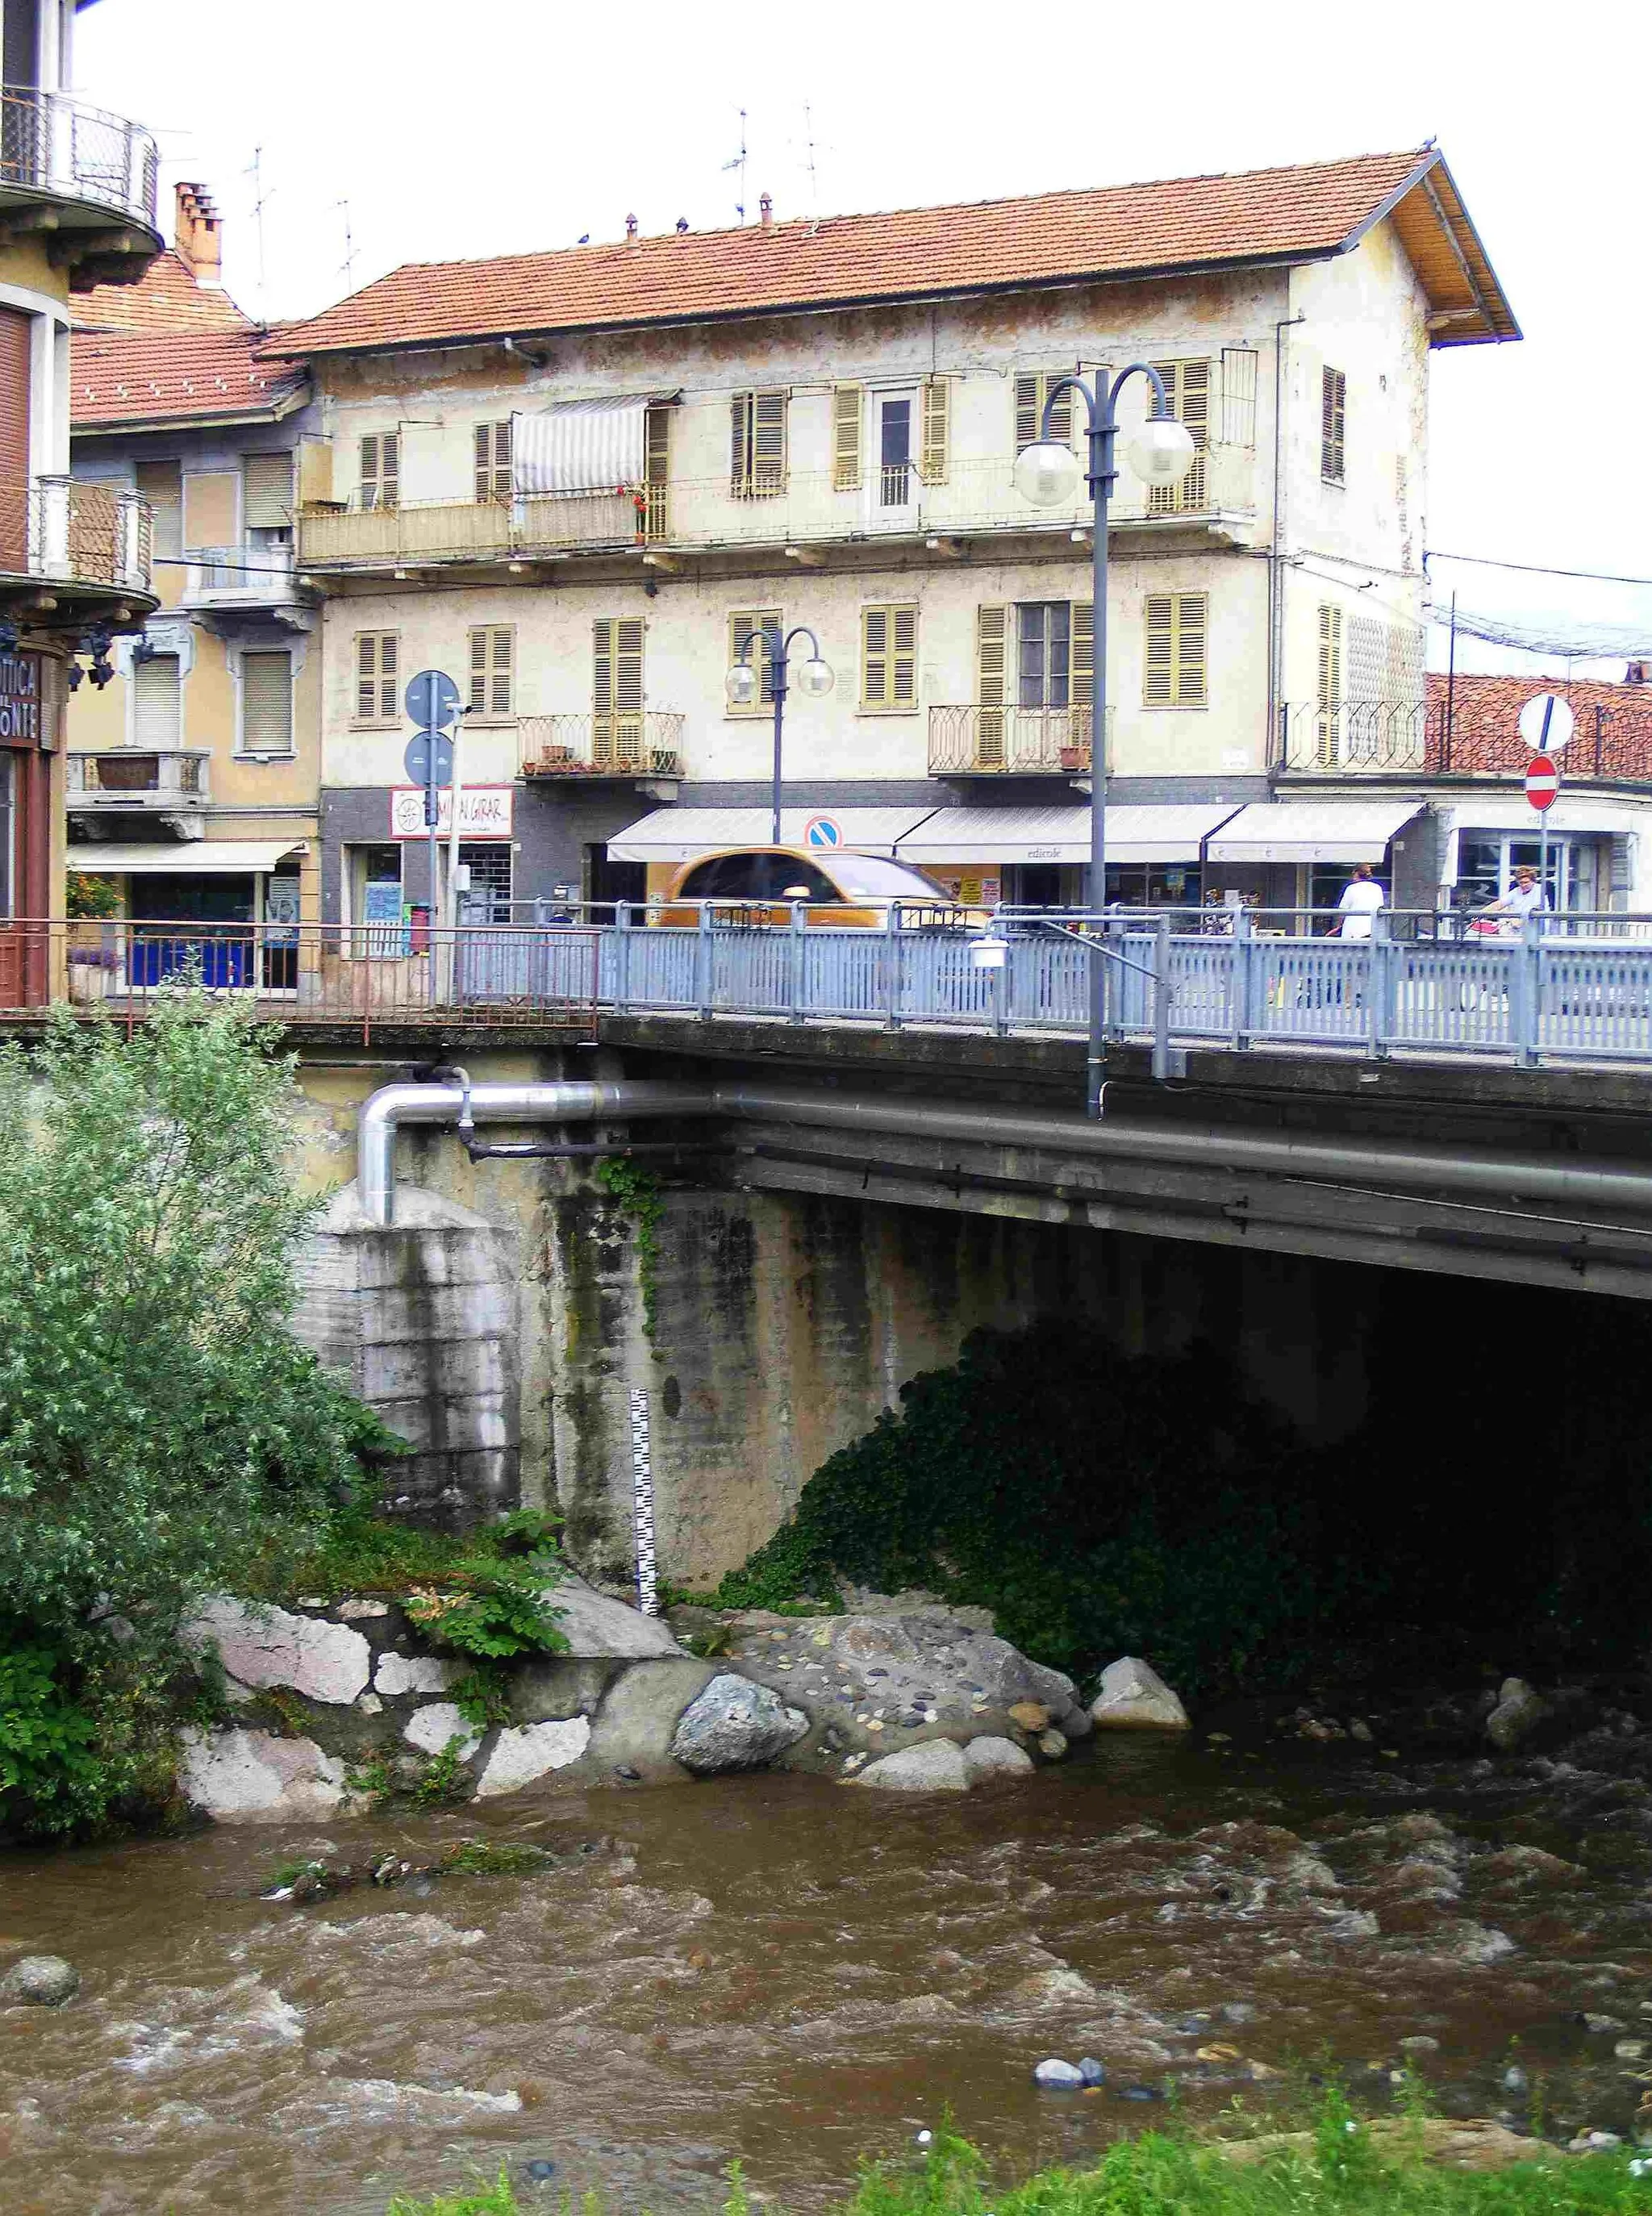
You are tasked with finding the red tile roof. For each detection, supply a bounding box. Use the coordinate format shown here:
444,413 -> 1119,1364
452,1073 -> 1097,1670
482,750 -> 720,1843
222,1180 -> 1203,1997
71,328 -> 307,430
73,248 -> 252,335
272,146 -> 1516,360
1425,672 -> 1652,775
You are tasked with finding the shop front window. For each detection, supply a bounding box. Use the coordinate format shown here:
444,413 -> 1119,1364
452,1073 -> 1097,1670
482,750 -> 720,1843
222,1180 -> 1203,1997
1103,862 -> 1198,911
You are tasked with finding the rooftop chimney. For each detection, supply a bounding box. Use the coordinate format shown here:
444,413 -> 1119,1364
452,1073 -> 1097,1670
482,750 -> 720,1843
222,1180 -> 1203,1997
174,182 -> 224,289
759,193 -> 773,228
1627,661 -> 1650,687
624,213 -> 638,244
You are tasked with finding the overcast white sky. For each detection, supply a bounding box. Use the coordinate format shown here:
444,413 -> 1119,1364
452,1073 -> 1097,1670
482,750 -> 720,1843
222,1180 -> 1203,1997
74,0 -> 1652,675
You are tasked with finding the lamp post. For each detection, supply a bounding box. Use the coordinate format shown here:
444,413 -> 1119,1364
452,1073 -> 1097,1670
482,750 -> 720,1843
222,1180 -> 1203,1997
726,624 -> 833,845
1014,367 -> 1195,1115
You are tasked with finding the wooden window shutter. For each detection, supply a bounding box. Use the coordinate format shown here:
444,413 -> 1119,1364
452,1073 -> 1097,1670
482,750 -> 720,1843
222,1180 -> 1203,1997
861,606 -> 889,707
356,630 -> 398,720
133,652 -> 181,746
242,451 -> 293,528
136,459 -> 181,561
240,651 -> 293,752
832,385 -> 862,491
891,605 -> 917,704
474,421 -> 511,502
753,389 -> 786,490
1144,595 -> 1174,706
645,405 -> 670,485
1071,599 -> 1095,719
1015,372 -> 1073,453
593,616 -> 645,766
1175,594 -> 1207,707
1148,361 -> 1209,511
920,378 -> 949,485
976,605 -> 1007,766
469,626 -> 514,715
361,432 -> 398,510
730,394 -> 747,484
1316,603 -> 1343,764
729,609 -> 779,711
1320,367 -> 1346,483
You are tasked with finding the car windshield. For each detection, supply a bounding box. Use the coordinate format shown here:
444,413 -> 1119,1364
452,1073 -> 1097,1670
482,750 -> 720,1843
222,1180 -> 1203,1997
823,854 -> 945,899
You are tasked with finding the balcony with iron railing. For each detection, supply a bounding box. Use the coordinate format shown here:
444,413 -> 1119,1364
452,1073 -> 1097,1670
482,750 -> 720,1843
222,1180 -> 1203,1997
928,703 -> 1116,778
295,448 -> 1254,574
520,712 -> 683,782
1275,701 -> 1652,785
0,86 -> 161,265
181,540 -> 303,610
67,747 -> 211,816
0,478 -> 152,607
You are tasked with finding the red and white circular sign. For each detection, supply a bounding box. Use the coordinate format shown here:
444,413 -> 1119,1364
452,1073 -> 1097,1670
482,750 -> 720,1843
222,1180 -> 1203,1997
1525,753 -> 1560,812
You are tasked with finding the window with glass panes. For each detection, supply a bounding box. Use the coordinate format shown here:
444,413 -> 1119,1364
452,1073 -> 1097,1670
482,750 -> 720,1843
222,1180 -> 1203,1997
1017,603 -> 1070,707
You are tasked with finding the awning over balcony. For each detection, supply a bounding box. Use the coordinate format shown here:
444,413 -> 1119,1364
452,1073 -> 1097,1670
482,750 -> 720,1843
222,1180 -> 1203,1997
895,804 -> 1242,866
607,807 -> 938,862
1205,802 -> 1424,866
512,394 -> 678,496
69,841 -> 307,874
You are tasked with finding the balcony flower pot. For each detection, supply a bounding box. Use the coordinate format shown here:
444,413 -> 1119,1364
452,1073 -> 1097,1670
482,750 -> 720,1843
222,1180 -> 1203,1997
1059,745 -> 1087,772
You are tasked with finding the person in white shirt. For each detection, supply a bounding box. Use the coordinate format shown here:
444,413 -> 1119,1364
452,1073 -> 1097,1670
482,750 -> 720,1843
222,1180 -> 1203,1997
1332,864 -> 1387,941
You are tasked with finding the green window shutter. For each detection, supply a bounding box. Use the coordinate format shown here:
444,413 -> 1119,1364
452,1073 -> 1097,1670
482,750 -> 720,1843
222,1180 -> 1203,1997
832,386 -> 862,491
976,604 -> 1007,766
920,378 -> 949,485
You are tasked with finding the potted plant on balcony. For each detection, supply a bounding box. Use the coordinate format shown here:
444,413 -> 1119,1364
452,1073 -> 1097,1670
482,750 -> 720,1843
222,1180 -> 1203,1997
1059,743 -> 1088,772
66,869 -> 121,1003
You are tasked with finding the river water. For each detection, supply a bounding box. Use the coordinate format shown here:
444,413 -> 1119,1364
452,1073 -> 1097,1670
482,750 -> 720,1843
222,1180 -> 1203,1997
3,1725 -> 1650,2214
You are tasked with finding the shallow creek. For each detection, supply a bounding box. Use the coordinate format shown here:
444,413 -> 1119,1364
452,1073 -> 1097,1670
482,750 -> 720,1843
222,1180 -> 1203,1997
3,1729 -> 1652,2214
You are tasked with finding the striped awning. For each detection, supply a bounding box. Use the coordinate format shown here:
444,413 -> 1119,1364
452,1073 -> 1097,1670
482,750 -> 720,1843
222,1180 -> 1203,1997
512,394 -> 678,496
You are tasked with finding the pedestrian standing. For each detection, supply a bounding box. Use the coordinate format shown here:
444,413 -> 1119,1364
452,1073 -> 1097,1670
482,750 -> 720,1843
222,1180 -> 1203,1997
1331,863 -> 1387,940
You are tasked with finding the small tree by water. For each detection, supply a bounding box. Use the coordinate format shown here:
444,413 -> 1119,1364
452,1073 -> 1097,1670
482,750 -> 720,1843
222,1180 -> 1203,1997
0,994 -> 389,1832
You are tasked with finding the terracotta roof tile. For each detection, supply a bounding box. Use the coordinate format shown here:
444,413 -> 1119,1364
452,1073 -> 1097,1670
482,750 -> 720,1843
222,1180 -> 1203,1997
73,248 -> 252,335
71,328 -> 307,429
1424,673 -> 1652,774
274,148 -> 1461,359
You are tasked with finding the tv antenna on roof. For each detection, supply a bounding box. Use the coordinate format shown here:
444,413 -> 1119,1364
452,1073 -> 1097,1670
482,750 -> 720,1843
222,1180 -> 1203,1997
244,144 -> 274,311
803,102 -> 819,211
336,199 -> 355,289
721,107 -> 748,223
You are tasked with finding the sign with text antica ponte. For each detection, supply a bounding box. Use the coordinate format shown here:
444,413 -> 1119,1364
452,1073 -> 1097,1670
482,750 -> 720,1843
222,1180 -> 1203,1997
0,652 -> 45,749
390,785 -> 514,840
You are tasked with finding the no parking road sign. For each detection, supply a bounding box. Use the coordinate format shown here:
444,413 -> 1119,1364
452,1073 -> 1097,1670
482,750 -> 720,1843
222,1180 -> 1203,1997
1525,753 -> 1560,812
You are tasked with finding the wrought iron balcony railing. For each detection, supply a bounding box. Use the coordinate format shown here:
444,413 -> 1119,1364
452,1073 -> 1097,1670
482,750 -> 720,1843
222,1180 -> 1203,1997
182,541 -> 298,602
0,85 -> 160,232
928,703 -> 1114,776
1276,700 -> 1652,783
67,748 -> 211,811
520,712 -> 683,779
0,478 -> 152,594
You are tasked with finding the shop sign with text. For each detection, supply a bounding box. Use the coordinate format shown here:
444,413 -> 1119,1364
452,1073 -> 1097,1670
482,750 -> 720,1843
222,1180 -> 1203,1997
0,653 -> 44,748
390,786 -> 514,839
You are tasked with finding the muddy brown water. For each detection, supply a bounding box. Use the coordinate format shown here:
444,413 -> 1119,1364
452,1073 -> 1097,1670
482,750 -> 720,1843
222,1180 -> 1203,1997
3,1731 -> 1651,2214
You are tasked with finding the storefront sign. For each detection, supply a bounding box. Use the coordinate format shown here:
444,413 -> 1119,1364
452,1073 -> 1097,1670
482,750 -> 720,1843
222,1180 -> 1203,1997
0,653 -> 44,748
390,785 -> 514,839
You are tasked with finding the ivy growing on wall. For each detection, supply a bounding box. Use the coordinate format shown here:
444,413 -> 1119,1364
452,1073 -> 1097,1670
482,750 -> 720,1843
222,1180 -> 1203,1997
595,1157 -> 665,1340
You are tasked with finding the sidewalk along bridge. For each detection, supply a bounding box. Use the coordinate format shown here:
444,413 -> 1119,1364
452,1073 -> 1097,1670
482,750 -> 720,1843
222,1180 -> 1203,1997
10,906 -> 1652,1069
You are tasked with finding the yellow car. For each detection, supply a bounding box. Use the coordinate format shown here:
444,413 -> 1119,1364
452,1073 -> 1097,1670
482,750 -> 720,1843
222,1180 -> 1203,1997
655,846 -> 974,929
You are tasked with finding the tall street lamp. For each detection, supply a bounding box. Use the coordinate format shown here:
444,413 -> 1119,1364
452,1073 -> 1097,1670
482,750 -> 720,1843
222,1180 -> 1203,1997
1014,367 -> 1196,1115
726,624 -> 833,845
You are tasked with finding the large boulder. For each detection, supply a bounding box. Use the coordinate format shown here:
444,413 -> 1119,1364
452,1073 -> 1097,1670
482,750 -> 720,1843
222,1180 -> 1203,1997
849,1739 -> 972,1792
670,1673 -> 808,1775
552,1575 -> 683,1659
473,1719 -> 590,1797
1486,1678 -> 1549,1751
181,1597 -> 371,1706
585,1659 -> 718,1780
962,1735 -> 1035,1780
0,1955 -> 79,2005
178,1726 -> 352,1822
714,1611 -> 1080,1765
1090,1655 -> 1190,1732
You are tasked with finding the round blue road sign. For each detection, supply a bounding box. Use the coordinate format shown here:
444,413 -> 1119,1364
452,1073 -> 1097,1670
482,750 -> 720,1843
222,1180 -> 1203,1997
405,668 -> 461,732
404,730 -> 454,786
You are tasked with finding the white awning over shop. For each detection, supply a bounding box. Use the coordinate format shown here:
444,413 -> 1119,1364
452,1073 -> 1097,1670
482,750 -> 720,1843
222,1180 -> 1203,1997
69,841 -> 307,874
895,803 -> 1242,866
512,393 -> 677,496
1441,798 -> 1641,836
607,808 -> 938,863
1205,802 -> 1424,866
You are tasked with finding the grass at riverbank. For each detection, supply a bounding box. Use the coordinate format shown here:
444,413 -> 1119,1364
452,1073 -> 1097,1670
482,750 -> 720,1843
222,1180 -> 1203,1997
386,2123 -> 1652,2215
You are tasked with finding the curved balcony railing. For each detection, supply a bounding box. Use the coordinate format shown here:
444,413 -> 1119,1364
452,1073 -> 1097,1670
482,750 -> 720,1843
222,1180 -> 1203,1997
0,85 -> 159,230
0,479 -> 152,595
928,703 -> 1114,777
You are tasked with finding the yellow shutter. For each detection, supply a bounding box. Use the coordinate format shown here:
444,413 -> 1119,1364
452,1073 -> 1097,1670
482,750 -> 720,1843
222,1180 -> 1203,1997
474,422 -> 511,502
832,386 -> 862,491
729,608 -> 779,713
641,404 -> 670,535
467,625 -> 513,715
1015,371 -> 1074,453
976,605 -> 1007,766
594,616 -> 645,765
242,451 -> 293,528
1175,593 -> 1207,707
1320,367 -> 1346,483
920,378 -> 949,485
1148,361 -> 1209,512
1144,595 -> 1174,705
1316,603 -> 1343,765
356,631 -> 397,719
862,605 -> 916,707
1070,600 -> 1095,760
361,432 -> 398,511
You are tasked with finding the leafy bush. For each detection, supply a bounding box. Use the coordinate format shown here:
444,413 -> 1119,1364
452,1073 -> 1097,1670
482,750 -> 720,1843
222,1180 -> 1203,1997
0,993 -> 392,1832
